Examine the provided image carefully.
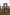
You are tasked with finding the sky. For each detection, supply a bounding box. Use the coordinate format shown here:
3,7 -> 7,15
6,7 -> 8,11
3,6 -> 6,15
0,0 -> 10,6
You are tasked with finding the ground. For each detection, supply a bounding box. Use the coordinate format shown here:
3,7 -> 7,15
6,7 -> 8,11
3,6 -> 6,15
0,10 -> 10,15
0,12 -> 10,15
